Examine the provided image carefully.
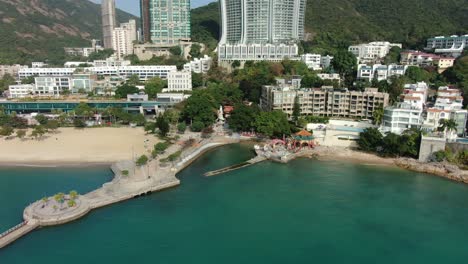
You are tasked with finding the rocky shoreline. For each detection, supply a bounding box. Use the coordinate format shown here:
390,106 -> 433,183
395,158 -> 468,184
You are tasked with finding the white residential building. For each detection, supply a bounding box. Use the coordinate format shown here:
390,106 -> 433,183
183,55 -> 213,73
31,62 -> 47,68
382,82 -> 428,134
300,54 -> 334,71
7,84 -> 34,99
18,68 -> 76,79
357,64 -> 408,82
218,43 -> 299,62
167,71 -> 192,92
34,76 -> 72,96
423,87 -> 467,136
156,93 -> 191,104
87,65 -> 177,81
218,0 -> 306,62
93,58 -> 131,67
426,35 -> 468,57
349,42 -> 402,63
112,20 -> 137,59
317,73 -> 341,83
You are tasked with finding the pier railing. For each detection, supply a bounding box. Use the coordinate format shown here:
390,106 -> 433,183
0,221 -> 28,238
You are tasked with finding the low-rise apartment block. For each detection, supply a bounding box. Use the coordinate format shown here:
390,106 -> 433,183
167,71 -> 192,92
260,78 -> 389,119
357,64 -> 408,82
349,42 -> 402,63
426,34 -> 468,57
300,54 -> 333,70
400,51 -> 455,72
183,55 -> 213,73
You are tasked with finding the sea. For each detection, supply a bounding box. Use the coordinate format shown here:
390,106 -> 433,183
1,144 -> 468,263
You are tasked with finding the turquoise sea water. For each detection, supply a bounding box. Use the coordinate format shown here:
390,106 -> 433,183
1,144 -> 468,263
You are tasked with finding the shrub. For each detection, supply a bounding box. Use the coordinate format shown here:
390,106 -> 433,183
136,155 -> 149,166
191,121 -> 204,132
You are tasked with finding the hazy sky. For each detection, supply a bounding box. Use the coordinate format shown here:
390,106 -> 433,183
90,0 -> 214,16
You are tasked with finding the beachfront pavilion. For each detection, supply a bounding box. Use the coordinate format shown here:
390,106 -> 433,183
291,130 -> 316,148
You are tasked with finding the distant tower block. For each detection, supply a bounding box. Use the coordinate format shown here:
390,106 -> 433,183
102,0 -> 116,49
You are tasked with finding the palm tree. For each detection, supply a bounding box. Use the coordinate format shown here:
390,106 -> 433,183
438,119 -> 458,138
69,190 -> 78,200
372,104 -> 384,126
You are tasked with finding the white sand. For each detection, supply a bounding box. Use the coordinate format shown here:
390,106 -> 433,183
0,127 -> 161,165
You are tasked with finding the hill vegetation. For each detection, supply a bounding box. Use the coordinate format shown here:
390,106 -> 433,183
191,0 -> 468,53
0,0 -> 135,65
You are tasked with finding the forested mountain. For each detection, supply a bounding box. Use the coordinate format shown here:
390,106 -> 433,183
1,0 -> 466,64
192,0 -> 468,53
0,0 -> 136,64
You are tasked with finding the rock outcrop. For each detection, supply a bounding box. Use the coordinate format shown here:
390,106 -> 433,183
396,158 -> 468,183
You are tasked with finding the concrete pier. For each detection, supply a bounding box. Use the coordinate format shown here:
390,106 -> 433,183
204,156 -> 266,177
0,135 -> 238,249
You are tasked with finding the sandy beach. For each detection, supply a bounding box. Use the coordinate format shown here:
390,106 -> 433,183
0,127 -> 161,165
311,146 -> 397,166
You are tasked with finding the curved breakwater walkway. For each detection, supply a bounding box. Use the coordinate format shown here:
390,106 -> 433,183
0,136 -> 239,249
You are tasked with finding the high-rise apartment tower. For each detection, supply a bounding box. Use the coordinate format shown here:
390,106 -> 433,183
218,0 -> 307,62
102,0 -> 117,49
219,0 -> 306,45
140,0 -> 191,44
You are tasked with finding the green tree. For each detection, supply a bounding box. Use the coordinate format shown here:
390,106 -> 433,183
73,119 -> 86,128
144,122 -> 157,134
177,123 -> 187,133
231,60 -> 241,69
331,50 -> 357,78
16,129 -> 27,139
191,121 -> 205,132
292,96 -> 301,123
30,125 -> 47,139
190,43 -> 202,58
254,111 -> 291,138
357,128 -> 383,152
132,114 -> 146,126
34,114 -> 48,125
156,114 -> 170,137
438,119 -> 458,135
405,66 -> 431,82
169,46 -> 182,56
45,120 -> 60,132
144,77 -> 167,98
372,105 -> 384,126
181,89 -> 217,126
228,104 -> 259,132
152,142 -> 170,158
136,155 -> 149,166
127,75 -> 141,86
74,103 -> 94,118
115,83 -> 139,99
301,73 -> 323,88
0,73 -> 15,92
0,126 -> 14,137
192,72 -> 204,88
69,190 -> 78,200
383,46 -> 402,64
88,49 -> 114,61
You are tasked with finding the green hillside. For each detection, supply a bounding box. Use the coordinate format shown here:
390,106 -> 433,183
0,0 -> 136,65
191,0 -> 468,53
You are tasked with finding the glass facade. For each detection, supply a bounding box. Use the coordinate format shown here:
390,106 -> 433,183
146,0 -> 191,44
